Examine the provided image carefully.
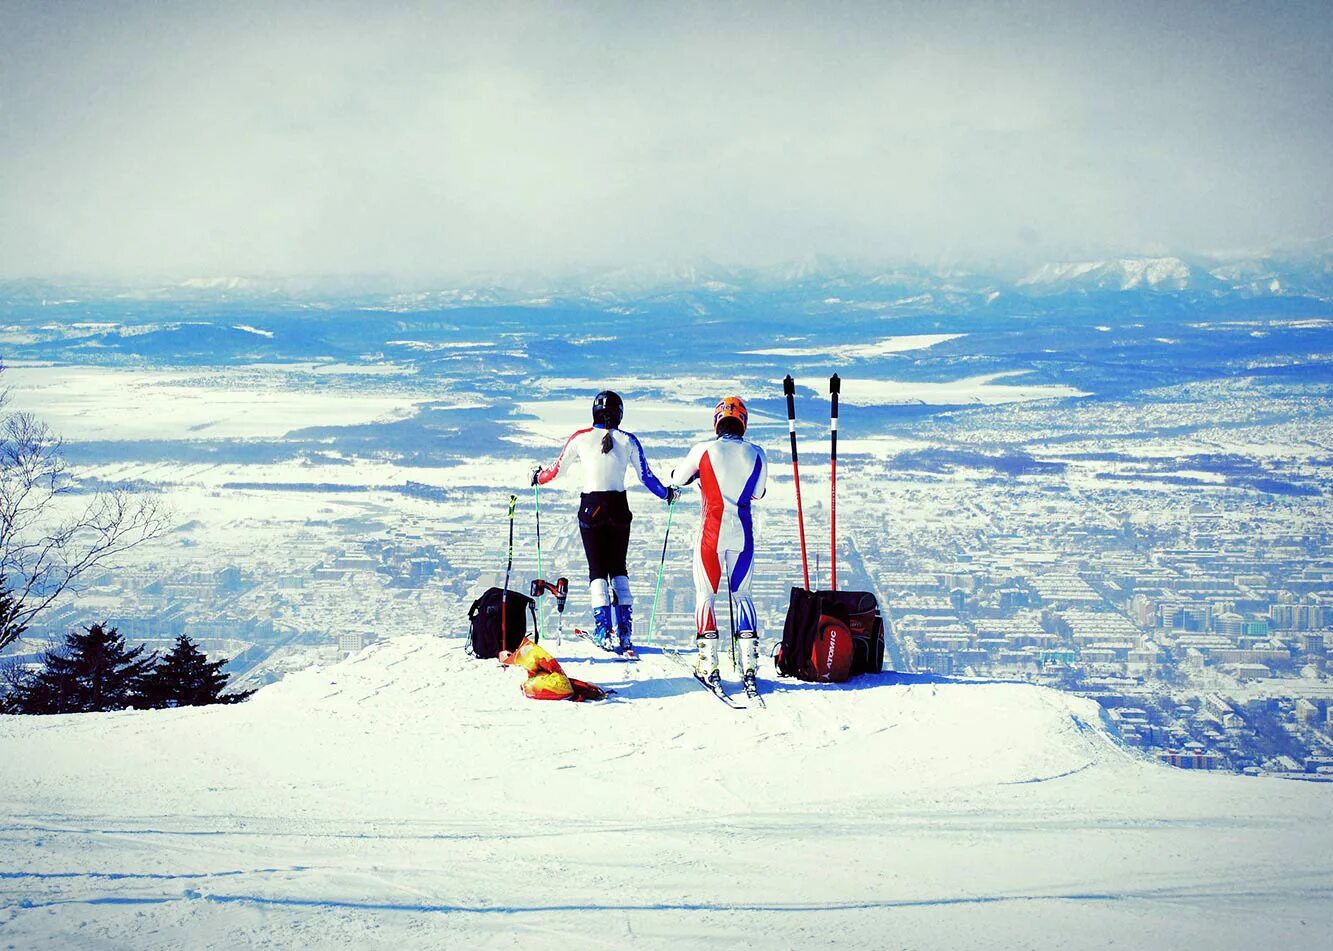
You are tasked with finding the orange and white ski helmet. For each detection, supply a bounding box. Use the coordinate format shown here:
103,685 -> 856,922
713,396 -> 748,436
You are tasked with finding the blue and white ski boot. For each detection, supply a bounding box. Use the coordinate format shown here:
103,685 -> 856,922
614,604 -> 636,658
592,605 -> 617,652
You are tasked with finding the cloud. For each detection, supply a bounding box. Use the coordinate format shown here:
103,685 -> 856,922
2,0 -> 1331,280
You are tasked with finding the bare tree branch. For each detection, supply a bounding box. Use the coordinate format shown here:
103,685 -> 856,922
0,369 -> 173,650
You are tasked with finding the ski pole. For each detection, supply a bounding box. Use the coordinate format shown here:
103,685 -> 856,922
502,494 -> 517,652
829,374 -> 840,591
727,572 -> 738,672
646,496 -> 676,644
784,374 -> 811,590
532,483 -> 544,643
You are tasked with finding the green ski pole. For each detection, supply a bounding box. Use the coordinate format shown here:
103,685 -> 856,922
646,495 -> 677,644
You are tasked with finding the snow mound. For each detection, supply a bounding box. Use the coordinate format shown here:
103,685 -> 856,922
2,636 -> 1124,825
6,636 -> 1333,950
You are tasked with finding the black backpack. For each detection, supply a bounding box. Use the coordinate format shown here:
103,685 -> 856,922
466,587 -> 536,659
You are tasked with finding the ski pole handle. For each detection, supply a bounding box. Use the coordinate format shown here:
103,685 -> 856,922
785,375 -> 810,590
507,494 -> 517,519
829,374 -> 840,459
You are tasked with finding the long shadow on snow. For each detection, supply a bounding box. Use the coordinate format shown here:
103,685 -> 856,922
561,645 -> 1030,699
763,669 -> 1032,695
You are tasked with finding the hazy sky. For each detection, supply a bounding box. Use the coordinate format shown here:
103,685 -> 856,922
2,0 -> 1331,280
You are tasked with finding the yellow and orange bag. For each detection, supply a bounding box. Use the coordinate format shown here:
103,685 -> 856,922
499,638 -> 608,702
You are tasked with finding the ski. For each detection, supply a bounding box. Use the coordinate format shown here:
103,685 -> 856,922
657,647 -> 747,709
741,674 -> 767,707
694,672 -> 744,708
571,627 -> 638,661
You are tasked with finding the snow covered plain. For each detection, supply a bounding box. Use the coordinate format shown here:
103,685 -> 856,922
3,636 -> 1331,950
0,364 -> 426,441
741,332 -> 965,359
838,372 -> 1089,406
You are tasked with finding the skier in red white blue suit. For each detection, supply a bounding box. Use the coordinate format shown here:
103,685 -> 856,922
532,391 -> 675,656
670,396 -> 768,689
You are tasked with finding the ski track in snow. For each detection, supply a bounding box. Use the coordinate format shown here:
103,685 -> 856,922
3,635 -> 1332,950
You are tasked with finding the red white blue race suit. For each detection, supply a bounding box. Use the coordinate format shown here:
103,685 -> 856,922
536,424 -> 668,609
670,434 -> 768,635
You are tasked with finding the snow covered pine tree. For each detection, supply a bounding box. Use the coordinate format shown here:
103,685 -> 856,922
140,634 -> 252,708
7,623 -> 155,714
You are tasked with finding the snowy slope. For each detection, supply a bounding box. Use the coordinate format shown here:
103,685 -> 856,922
3,635 -> 1332,950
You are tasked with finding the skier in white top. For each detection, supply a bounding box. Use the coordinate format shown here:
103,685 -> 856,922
533,391 -> 675,656
670,396 -> 768,690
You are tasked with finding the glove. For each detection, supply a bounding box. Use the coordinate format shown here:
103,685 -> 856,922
530,465 -> 543,487
666,485 -> 681,504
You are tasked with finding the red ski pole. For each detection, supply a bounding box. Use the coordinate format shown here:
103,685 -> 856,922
829,374 -> 840,591
783,375 -> 811,591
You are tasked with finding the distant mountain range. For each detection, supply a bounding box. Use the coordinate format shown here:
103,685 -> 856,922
3,239 -> 1332,310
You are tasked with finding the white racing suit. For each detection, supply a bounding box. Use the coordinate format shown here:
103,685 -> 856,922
671,434 -> 768,675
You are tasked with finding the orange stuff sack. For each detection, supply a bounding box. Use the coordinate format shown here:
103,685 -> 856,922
521,670 -> 574,700
568,678 -> 609,702
499,637 -> 565,675
501,638 -> 608,701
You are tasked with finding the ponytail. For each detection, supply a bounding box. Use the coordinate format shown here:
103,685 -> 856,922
601,429 -> 614,453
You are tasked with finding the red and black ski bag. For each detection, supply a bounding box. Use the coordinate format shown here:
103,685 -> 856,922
777,587 -> 884,681
778,587 -> 853,682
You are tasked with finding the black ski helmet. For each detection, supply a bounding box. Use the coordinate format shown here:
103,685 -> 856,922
592,390 -> 624,428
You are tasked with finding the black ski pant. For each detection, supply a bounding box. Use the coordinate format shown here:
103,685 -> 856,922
578,490 -> 632,581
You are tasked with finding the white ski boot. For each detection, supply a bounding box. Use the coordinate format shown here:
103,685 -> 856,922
738,631 -> 760,697
696,631 -> 720,681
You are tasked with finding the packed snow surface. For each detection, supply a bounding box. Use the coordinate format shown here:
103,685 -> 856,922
3,636 -> 1332,949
